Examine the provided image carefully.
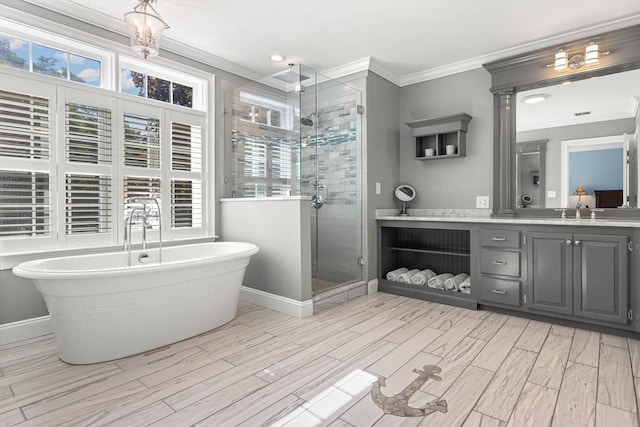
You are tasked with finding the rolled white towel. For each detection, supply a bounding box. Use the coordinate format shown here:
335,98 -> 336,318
386,267 -> 408,281
427,273 -> 453,289
398,269 -> 420,283
410,269 -> 437,286
459,277 -> 471,294
444,273 -> 469,292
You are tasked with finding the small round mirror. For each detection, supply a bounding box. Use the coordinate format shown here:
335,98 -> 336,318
394,185 -> 416,202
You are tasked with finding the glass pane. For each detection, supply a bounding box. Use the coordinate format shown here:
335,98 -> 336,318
269,110 -> 281,128
0,33 -> 29,70
253,105 -> 268,124
32,43 -> 68,80
69,54 -> 101,87
147,75 -> 170,103
120,68 -> 145,97
172,82 -> 193,108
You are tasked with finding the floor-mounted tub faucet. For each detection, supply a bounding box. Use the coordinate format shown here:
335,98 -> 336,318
125,197 -> 163,265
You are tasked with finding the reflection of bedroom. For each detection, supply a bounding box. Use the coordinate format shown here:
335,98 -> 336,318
568,147 -> 624,208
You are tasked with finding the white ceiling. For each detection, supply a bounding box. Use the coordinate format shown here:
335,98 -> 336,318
22,0 -> 640,86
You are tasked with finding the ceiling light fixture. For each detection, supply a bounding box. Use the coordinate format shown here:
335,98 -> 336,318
124,0 -> 169,60
270,54 -> 286,62
522,94 -> 550,104
548,41 -> 609,71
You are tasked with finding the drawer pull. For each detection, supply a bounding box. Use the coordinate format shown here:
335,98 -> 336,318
492,289 -> 507,294
492,236 -> 507,241
492,260 -> 507,265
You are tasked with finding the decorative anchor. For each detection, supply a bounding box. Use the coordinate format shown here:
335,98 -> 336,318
370,365 -> 448,417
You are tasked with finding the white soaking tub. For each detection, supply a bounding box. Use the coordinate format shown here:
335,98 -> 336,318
13,242 -> 259,364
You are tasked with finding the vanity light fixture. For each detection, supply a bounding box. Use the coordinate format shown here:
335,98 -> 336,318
548,41 -> 609,71
124,0 -> 169,60
522,94 -> 549,104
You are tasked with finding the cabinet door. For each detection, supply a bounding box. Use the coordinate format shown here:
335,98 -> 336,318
573,234 -> 629,324
526,232 -> 573,315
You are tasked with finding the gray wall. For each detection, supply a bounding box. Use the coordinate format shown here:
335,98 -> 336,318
399,68 -> 495,208
365,72 -> 400,280
0,270 -> 48,324
518,118 -> 635,208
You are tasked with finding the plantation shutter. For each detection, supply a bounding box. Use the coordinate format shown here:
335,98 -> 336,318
0,88 -> 52,238
63,100 -> 113,236
123,113 -> 160,169
170,121 -> 202,228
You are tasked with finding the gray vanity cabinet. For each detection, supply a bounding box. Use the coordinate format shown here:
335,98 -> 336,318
526,231 -> 630,325
526,232 -> 573,316
572,234 -> 629,325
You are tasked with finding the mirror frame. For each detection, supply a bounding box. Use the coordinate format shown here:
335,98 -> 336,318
483,24 -> 640,217
394,184 -> 416,202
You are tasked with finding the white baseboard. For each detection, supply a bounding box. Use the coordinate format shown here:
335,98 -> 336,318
240,286 -> 313,319
368,279 -> 379,294
0,315 -> 53,346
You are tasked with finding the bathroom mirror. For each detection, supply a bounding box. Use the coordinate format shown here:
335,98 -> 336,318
515,140 -> 547,208
395,184 -> 416,216
483,24 -> 640,216
394,184 -> 416,202
516,70 -> 639,210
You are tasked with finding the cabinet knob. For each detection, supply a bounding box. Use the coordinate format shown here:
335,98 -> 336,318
492,289 -> 507,294
574,240 -> 581,246
566,239 -> 572,245
492,260 -> 507,265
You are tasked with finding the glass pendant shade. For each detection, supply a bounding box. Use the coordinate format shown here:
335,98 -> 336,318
124,0 -> 169,59
554,49 -> 568,71
585,42 -> 599,64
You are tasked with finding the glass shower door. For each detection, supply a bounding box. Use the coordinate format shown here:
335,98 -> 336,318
309,74 -> 362,295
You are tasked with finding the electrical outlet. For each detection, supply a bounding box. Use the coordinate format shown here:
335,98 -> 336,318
476,196 -> 490,208
547,190 -> 556,198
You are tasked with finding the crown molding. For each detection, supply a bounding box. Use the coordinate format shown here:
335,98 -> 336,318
12,1 -> 640,88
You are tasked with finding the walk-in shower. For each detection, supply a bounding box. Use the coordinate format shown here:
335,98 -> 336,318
225,64 -> 362,295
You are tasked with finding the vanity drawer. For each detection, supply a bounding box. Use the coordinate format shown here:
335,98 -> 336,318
480,277 -> 521,307
480,249 -> 520,277
480,229 -> 521,249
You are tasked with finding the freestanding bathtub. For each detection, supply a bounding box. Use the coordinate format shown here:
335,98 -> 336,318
12,241 -> 259,364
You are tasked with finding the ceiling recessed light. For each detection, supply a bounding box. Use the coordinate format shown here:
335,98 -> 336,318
522,94 -> 550,104
270,54 -> 286,62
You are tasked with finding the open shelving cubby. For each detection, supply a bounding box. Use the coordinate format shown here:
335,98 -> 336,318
378,223 -> 476,309
406,113 -> 472,160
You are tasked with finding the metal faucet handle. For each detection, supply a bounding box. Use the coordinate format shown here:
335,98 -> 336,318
590,208 -> 604,219
553,208 -> 567,219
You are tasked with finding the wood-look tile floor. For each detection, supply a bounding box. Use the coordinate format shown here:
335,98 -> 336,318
1,292 -> 639,427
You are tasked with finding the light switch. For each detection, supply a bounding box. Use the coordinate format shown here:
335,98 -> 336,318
376,182 -> 381,195
547,190 -> 556,198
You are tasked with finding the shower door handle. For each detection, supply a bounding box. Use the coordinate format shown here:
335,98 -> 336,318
312,183 -> 327,209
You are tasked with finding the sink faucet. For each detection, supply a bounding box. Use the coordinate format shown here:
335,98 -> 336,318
124,197 -> 162,265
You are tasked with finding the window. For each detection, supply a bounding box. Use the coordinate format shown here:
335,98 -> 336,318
238,91 -> 295,131
0,87 -> 52,241
231,131 -> 294,198
121,68 -> 194,108
0,32 -> 102,87
0,71 -> 208,254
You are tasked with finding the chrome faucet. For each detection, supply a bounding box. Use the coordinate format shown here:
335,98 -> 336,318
124,197 -> 162,265
590,208 -> 604,220
125,206 -> 144,266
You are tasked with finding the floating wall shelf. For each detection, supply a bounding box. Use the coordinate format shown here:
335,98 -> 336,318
406,113 -> 472,160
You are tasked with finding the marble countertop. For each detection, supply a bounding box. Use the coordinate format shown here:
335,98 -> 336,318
376,209 -> 640,228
